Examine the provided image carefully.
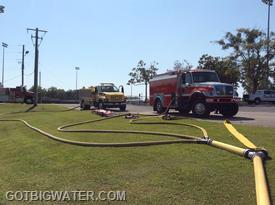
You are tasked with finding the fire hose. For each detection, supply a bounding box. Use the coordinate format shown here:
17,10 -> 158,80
0,106 -> 271,205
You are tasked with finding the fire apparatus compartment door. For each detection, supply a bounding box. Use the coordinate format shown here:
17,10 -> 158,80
181,73 -> 186,92
178,73 -> 192,106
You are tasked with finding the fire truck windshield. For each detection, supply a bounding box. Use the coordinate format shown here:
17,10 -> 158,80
100,86 -> 119,92
192,72 -> 220,83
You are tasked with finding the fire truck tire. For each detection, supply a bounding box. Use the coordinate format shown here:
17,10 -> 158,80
24,98 -> 33,104
220,103 -> 239,117
98,101 -> 105,109
120,105 -> 126,111
192,101 -> 210,118
80,101 -> 90,110
80,101 -> 84,109
84,105 -> 91,110
155,99 -> 165,114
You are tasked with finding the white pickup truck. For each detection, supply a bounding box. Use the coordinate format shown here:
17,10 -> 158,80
244,90 -> 275,104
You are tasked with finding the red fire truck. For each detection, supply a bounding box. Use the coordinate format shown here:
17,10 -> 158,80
0,86 -> 34,104
149,70 -> 239,117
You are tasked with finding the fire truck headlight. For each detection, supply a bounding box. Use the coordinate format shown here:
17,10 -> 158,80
100,94 -> 106,100
203,91 -> 214,97
203,87 -> 215,97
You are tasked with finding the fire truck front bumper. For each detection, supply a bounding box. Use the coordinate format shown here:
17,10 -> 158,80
205,97 -> 240,104
103,102 -> 126,108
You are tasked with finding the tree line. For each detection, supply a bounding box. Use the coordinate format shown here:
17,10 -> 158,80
128,28 -> 275,101
29,86 -> 78,100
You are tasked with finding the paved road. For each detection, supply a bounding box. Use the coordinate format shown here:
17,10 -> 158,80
61,104 -> 275,128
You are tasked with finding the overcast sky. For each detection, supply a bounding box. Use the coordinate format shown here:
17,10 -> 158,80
0,0 -> 274,96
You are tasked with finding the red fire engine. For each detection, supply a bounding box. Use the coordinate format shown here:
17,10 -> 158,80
149,70 -> 239,117
0,86 -> 34,104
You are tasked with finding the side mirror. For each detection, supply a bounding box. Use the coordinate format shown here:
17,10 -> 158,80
90,87 -> 96,93
119,85 -> 124,93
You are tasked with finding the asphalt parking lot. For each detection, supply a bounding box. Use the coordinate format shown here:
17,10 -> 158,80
62,103 -> 275,128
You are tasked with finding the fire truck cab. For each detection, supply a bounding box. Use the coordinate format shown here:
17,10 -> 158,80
149,70 -> 239,117
0,86 -> 34,104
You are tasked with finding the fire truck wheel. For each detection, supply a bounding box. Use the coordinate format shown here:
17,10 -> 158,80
192,101 -> 210,117
120,105 -> 126,112
98,101 -> 104,109
80,101 -> 84,109
220,103 -> 239,117
84,105 -> 91,110
24,98 -> 33,104
155,99 -> 165,114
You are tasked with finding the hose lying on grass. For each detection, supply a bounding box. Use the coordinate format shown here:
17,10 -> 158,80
0,106 -> 271,205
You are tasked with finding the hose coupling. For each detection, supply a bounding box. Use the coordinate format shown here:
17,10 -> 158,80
162,114 -> 173,120
205,138 -> 213,145
198,138 -> 211,144
244,148 -> 269,160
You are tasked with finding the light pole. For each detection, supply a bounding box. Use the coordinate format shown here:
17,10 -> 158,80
0,5 -> 5,13
131,83 -> 132,97
75,67 -> 80,99
1,42 -> 8,87
262,0 -> 273,68
127,82 -> 133,98
21,45 -> 29,87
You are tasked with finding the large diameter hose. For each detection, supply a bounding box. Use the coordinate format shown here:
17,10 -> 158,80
208,140 -> 246,157
0,114 -> 207,147
224,120 -> 271,205
253,155 -> 270,205
224,119 -> 256,149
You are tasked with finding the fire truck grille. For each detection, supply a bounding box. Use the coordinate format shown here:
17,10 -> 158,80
110,96 -> 122,102
214,85 -> 233,96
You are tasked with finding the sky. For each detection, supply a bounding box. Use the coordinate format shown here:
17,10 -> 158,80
0,0 -> 274,97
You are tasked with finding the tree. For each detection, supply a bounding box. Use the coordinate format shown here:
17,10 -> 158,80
216,28 -> 275,93
173,60 -> 192,71
65,89 -> 77,100
128,60 -> 158,102
198,54 -> 240,88
46,87 -> 58,98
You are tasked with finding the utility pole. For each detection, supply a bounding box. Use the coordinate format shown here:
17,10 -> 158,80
39,71 -> 41,88
27,28 -> 47,106
262,0 -> 273,71
21,45 -> 25,87
21,45 -> 29,87
39,71 -> 42,103
1,42 -> 8,88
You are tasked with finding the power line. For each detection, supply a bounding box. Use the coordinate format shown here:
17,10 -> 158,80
25,71 -> 34,76
3,74 -> 21,83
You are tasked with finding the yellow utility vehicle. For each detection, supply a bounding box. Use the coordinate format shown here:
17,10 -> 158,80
79,83 -> 126,111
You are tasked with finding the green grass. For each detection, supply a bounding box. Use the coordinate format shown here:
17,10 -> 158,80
0,103 -> 274,205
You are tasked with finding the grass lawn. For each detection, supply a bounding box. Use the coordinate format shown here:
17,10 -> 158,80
0,103 -> 274,205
